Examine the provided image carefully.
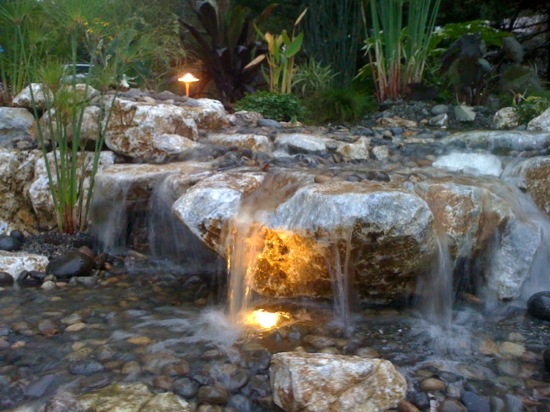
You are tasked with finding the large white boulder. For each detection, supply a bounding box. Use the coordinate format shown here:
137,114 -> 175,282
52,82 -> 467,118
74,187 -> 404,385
270,352 -> 407,412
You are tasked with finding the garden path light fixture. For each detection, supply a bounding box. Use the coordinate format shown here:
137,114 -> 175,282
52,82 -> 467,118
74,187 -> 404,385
178,73 -> 199,97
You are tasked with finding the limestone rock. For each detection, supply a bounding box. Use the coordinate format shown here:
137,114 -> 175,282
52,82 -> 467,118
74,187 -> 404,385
503,156 -> 550,215
528,107 -> 550,131
0,107 -> 36,143
493,107 -> 520,129
231,110 -> 264,127
29,151 -> 115,230
188,98 -> 230,130
172,171 -> 265,254
0,251 -> 49,281
336,137 -> 370,160
39,106 -> 101,143
254,180 -> 436,303
76,382 -> 191,412
206,133 -> 273,153
105,99 -> 199,162
0,149 -> 39,232
275,133 -> 335,155
270,352 -> 407,412
12,83 -> 53,109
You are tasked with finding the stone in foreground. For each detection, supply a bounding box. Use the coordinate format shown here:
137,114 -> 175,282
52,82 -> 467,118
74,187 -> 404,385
270,352 -> 407,412
76,382 -> 191,412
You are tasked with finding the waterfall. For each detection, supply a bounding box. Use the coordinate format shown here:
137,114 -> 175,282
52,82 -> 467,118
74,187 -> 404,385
147,175 -> 220,274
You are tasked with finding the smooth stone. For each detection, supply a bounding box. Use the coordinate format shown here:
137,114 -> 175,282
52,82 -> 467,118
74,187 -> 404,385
16,270 -> 43,287
0,234 -> 22,252
24,374 -> 56,398
69,360 -> 105,376
500,341 -> 526,357
431,104 -> 449,115
420,377 -> 446,392
461,391 -> 490,412
197,383 -> 229,405
398,400 -> 420,412
79,373 -> 111,390
527,291 -> 550,321
152,375 -> 174,390
0,272 -> 14,286
46,250 -> 95,278
122,361 -> 142,375
440,399 -> 467,412
174,377 -> 200,398
257,119 -> 281,128
65,322 -> 86,332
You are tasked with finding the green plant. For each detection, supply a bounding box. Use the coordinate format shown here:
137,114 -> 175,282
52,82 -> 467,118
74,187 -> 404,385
359,0 -> 442,103
302,0 -> 363,89
303,87 -> 376,124
514,95 -> 550,125
0,0 -> 48,102
235,91 -> 305,121
292,58 -> 337,98
254,8 -> 308,94
179,0 -> 275,105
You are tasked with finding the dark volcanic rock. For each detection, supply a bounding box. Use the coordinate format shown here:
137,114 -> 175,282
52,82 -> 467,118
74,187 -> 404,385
527,291 -> 550,321
0,272 -> 14,286
46,250 -> 95,279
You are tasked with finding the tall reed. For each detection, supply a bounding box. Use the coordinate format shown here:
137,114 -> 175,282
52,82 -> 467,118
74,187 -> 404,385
361,0 -> 441,103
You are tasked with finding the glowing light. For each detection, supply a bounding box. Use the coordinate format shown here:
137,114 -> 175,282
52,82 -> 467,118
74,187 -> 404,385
246,310 -> 281,329
178,73 -> 200,96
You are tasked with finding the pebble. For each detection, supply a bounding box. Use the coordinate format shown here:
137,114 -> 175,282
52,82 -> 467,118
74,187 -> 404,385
197,383 -> 229,405
174,377 -> 200,398
127,336 -> 151,345
420,377 -> 446,392
499,341 -> 525,357
439,399 -> 467,412
65,322 -> 86,332
68,360 -> 104,376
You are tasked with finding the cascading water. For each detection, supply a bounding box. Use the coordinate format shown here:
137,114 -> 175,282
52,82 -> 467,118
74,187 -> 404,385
226,172 -> 307,325
147,174 -> 221,274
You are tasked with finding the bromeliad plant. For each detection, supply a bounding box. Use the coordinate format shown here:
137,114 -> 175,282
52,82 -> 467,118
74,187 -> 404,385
360,0 -> 442,103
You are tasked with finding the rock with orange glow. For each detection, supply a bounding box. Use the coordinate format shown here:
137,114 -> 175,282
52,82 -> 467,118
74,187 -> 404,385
254,180 -> 437,303
270,352 -> 406,412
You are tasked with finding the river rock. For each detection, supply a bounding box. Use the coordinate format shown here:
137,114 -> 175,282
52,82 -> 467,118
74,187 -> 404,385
46,250 -> 95,278
0,234 -> 23,251
76,382 -> 191,412
527,291 -> 550,321
270,352 -> 406,411
441,130 -> 550,154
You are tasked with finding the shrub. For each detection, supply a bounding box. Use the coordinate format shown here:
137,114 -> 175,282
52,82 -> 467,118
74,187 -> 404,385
514,94 -> 550,125
292,58 -> 337,98
235,91 -> 305,122
303,87 -> 376,124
